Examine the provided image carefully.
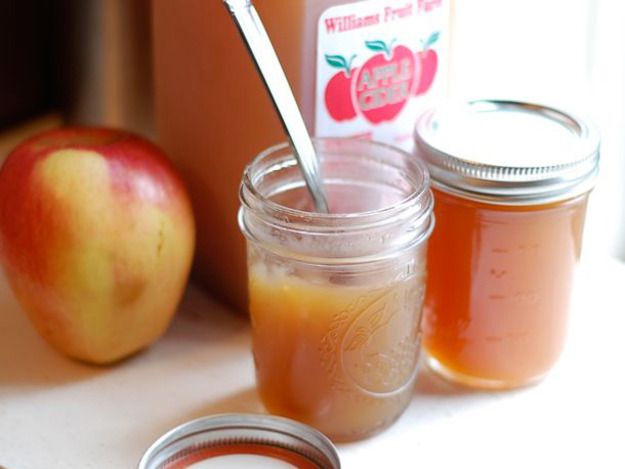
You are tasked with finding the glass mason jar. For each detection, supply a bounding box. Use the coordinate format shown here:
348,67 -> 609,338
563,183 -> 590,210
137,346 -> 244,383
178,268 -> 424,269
415,100 -> 600,389
239,138 -> 434,441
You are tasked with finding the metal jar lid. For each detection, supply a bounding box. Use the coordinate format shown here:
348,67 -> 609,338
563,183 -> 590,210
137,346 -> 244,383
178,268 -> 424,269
138,413 -> 341,469
414,100 -> 600,204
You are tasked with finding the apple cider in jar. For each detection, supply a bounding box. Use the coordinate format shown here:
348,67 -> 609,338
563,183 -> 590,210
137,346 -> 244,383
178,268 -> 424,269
415,100 -> 600,389
153,0 -> 449,311
239,138 -> 433,441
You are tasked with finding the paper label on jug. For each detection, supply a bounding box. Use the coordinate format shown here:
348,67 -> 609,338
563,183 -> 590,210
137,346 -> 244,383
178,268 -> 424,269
315,0 -> 449,151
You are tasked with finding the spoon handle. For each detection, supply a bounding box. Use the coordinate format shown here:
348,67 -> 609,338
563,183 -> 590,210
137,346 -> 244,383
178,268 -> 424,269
223,0 -> 329,213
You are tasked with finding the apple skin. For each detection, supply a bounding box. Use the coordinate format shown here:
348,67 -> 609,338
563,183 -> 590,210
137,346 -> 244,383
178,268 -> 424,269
0,127 -> 195,364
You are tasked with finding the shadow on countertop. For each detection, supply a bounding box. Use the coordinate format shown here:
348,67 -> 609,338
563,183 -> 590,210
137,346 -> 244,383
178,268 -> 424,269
0,268 -> 249,387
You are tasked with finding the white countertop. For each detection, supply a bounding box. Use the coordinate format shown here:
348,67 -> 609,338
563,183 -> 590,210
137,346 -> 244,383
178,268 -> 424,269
1,253 -> 624,469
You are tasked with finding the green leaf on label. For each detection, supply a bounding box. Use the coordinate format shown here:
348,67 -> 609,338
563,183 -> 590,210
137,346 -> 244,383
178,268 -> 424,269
365,40 -> 388,52
425,31 -> 440,49
325,54 -> 349,71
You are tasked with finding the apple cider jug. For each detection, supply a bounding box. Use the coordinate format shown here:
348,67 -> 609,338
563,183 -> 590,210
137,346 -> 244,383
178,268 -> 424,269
152,0 -> 450,311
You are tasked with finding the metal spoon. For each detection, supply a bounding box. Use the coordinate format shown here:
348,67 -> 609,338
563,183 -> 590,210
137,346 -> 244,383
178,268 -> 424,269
223,0 -> 330,213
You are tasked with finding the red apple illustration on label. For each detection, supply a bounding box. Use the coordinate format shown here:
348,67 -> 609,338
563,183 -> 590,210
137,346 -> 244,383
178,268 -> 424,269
324,54 -> 357,121
414,31 -> 440,95
355,40 -> 417,124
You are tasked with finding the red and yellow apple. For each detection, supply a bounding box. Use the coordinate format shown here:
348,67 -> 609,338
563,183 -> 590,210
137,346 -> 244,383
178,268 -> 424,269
0,127 -> 195,364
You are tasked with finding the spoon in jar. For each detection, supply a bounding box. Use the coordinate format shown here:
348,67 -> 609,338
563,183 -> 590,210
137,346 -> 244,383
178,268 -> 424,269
223,0 -> 330,213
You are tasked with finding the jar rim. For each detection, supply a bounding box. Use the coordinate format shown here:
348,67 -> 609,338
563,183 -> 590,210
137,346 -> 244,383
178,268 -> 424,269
414,99 -> 600,205
137,413 -> 341,469
240,137 -> 433,232
238,137 -> 434,265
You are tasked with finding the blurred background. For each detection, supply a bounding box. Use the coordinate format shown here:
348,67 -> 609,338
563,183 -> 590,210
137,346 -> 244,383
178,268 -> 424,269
0,0 -> 152,149
451,0 -> 625,263
0,0 -> 622,261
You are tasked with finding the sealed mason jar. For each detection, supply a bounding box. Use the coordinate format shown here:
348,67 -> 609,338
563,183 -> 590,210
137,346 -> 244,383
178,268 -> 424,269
415,100 -> 600,389
239,138 -> 434,441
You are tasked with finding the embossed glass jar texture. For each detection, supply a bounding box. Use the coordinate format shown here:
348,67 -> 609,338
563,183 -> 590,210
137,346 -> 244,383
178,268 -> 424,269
239,138 -> 434,442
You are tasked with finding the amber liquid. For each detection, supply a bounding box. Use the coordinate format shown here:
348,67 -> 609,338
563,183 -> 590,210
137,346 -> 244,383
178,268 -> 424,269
423,189 -> 587,388
249,261 -> 424,441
